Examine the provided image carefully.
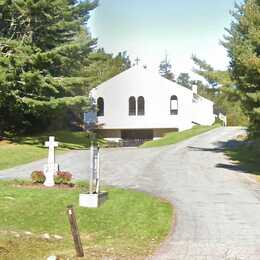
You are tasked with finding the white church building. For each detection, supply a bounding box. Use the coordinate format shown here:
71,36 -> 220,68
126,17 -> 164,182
90,66 -> 215,141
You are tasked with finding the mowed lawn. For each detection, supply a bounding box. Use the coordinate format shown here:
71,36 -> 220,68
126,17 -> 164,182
0,131 -> 96,170
0,181 -> 173,259
141,124 -> 221,148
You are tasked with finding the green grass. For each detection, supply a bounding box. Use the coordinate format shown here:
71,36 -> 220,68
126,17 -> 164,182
225,137 -> 260,176
0,180 -> 173,259
0,131 -> 102,171
141,124 -> 221,148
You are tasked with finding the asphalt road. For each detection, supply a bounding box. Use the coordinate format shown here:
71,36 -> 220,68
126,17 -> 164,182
1,127 -> 260,259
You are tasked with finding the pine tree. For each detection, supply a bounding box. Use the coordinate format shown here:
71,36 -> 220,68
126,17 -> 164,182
83,49 -> 131,88
223,0 -> 260,134
159,54 -> 175,81
192,55 -> 248,126
177,73 -> 192,89
0,0 -> 98,133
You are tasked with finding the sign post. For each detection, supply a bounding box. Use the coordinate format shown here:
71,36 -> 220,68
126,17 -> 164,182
79,109 -> 107,208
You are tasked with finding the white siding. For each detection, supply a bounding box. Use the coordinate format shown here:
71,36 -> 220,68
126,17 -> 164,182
91,66 -> 214,133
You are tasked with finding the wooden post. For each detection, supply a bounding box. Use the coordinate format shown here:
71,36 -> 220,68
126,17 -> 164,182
67,205 -> 84,257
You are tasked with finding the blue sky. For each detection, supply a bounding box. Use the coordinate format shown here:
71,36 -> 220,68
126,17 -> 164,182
89,0 -> 239,79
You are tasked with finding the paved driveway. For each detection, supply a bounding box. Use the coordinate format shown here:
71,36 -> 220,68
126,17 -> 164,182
1,127 -> 260,259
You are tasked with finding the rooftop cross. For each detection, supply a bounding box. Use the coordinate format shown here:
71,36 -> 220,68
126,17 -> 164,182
135,57 -> 141,66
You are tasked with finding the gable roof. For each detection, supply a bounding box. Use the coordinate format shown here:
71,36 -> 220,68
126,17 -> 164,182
93,65 -> 189,92
92,66 -> 213,103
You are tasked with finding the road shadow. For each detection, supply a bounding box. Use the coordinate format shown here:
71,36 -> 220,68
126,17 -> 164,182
188,139 -> 243,153
188,138 -> 259,175
215,163 -> 246,173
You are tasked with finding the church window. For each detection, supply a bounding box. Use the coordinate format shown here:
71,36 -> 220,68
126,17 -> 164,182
97,97 -> 104,116
129,96 -> 136,115
138,96 -> 145,115
170,95 -> 178,115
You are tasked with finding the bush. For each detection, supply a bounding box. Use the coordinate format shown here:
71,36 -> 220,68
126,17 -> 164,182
54,171 -> 72,185
31,171 -> 45,184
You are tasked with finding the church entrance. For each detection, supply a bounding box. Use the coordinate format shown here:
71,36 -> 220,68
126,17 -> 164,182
121,129 -> 153,140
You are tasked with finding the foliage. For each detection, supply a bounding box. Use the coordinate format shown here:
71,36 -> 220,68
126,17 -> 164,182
0,0 -> 99,134
191,55 -> 248,126
223,0 -> 260,136
31,170 -> 45,183
54,171 -> 72,185
31,170 -> 72,185
0,181 -> 173,259
141,124 -> 220,148
0,1 -> 130,135
159,54 -> 175,81
83,49 -> 131,88
177,72 -> 193,89
225,137 -> 260,176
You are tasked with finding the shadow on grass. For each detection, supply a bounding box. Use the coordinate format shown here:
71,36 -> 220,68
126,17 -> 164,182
8,131 -> 106,150
188,138 -> 260,176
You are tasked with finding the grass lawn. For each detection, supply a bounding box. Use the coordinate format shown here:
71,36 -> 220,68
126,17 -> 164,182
225,136 -> 260,177
0,180 -> 173,259
0,131 -> 100,171
141,124 -> 221,148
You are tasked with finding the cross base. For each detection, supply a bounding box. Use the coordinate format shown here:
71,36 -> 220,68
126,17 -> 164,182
79,192 -> 108,208
43,163 -> 59,187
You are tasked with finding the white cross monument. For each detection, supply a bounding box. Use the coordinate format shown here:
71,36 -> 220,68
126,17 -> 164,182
44,136 -> 59,187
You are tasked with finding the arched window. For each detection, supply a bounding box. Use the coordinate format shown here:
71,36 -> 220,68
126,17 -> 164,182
170,95 -> 178,115
129,96 -> 136,116
138,96 -> 145,116
97,97 -> 104,116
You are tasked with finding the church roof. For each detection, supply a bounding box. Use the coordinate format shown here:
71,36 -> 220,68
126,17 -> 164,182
92,65 -> 213,104
94,65 -> 189,92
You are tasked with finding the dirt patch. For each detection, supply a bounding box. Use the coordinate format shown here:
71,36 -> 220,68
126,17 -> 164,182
0,140 -> 12,146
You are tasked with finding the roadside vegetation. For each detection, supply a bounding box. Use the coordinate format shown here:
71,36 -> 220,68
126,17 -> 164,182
0,180 -> 173,259
0,131 -> 102,171
225,136 -> 260,177
141,124 -> 221,148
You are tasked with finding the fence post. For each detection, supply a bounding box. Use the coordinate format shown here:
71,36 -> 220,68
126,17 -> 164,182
67,205 -> 84,257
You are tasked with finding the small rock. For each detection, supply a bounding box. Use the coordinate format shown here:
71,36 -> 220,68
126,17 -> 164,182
47,256 -> 57,260
41,233 -> 51,240
24,231 -> 32,235
53,235 -> 63,240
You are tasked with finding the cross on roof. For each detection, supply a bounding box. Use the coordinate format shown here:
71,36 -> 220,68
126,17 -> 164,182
135,57 -> 141,65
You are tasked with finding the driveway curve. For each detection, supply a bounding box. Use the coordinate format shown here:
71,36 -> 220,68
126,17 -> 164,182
1,127 -> 260,259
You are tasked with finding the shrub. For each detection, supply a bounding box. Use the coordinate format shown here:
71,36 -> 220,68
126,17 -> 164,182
31,171 -> 45,184
54,171 -> 72,185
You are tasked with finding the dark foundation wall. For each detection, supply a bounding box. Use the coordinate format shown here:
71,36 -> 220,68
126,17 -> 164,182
97,128 -> 179,140
121,129 -> 154,140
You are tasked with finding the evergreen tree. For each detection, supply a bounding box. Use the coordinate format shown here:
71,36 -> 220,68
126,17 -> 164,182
0,0 -> 98,134
223,0 -> 260,135
159,54 -> 175,81
83,49 -> 131,88
192,55 -> 248,126
177,73 -> 192,89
